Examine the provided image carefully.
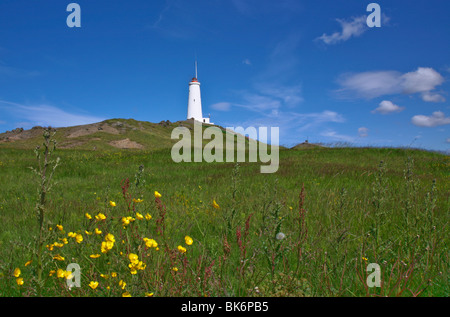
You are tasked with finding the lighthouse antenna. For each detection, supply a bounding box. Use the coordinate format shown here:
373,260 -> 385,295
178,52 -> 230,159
195,60 -> 198,79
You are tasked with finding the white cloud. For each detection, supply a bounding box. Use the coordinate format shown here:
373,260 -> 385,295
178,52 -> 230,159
411,111 -> 450,127
446,138 -> 450,143
401,67 -> 444,94
210,102 -> 231,111
358,127 -> 369,137
320,130 -> 356,143
337,70 -> 403,98
372,100 -> 405,114
0,100 -> 105,128
242,59 -> 252,66
336,67 -> 446,102
316,16 -> 367,45
421,92 -> 446,102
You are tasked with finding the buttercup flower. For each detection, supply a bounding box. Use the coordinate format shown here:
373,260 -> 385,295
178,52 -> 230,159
16,278 -> 24,286
90,254 -> 101,259
56,224 -> 63,231
128,253 -> 139,265
95,213 -> 106,221
85,213 -> 92,219
109,201 -> 116,207
64,271 -> 73,280
185,236 -> 193,246
212,200 -> 220,209
144,238 -> 158,249
177,245 -> 187,253
89,281 -> 99,290
154,191 -> 162,199
75,234 -> 83,243
53,255 -> 65,261
145,213 -> 152,220
136,212 -> 144,220
95,228 -> 102,235
13,268 -> 21,278
122,291 -> 131,297
105,233 -> 115,243
56,269 -> 65,278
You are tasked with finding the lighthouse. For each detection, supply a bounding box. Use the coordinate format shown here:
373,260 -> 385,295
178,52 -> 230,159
187,61 -> 212,124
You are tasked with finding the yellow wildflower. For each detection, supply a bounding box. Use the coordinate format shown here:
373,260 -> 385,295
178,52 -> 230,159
56,224 -> 63,231
111,272 -> 117,278
13,268 -> 21,278
145,292 -> 154,297
154,191 -> 162,199
128,253 -> 139,265
68,232 -> 76,238
56,269 -> 65,278
16,278 -> 24,286
122,291 -> 131,297
65,271 -> 73,280
119,280 -> 126,289
109,201 -> 116,207
144,238 -> 158,249
85,230 -> 93,235
49,270 -> 56,276
212,199 -> 220,209
129,266 -> 138,275
24,260 -> 32,266
85,213 -> 92,219
133,198 -> 144,203
185,236 -> 193,246
177,245 -> 187,253
101,241 -> 113,253
136,212 -> 144,220
172,267 -> 178,272
95,213 -> 106,221
145,213 -> 152,220
121,217 -> 130,226
53,254 -> 65,261
105,233 -> 115,243
89,281 -> 99,290
90,254 -> 101,259
95,228 -> 102,235
75,234 -> 83,243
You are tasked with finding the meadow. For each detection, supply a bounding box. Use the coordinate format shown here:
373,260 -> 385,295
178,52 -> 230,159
0,130 -> 448,297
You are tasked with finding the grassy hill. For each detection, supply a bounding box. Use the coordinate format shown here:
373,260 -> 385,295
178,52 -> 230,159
0,120 -> 448,297
0,118 -> 199,151
0,118 -> 285,152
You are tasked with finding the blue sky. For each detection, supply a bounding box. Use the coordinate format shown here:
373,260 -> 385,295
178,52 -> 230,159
0,0 -> 449,151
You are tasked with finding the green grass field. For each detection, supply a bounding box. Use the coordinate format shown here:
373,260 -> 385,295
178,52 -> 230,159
0,131 -> 448,297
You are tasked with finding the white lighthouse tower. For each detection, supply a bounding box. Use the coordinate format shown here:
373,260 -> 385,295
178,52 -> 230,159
187,61 -> 212,124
